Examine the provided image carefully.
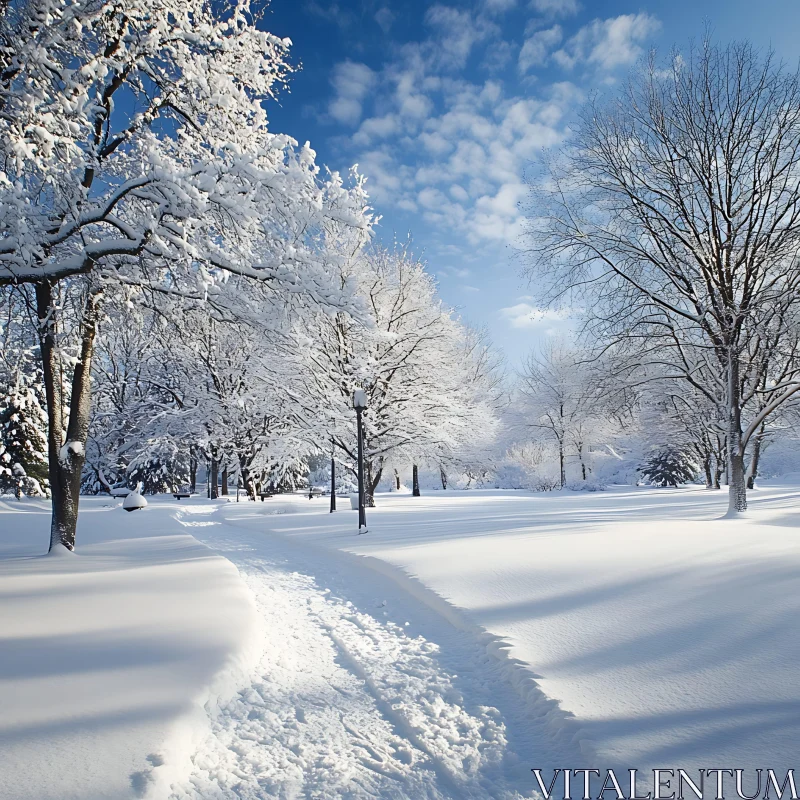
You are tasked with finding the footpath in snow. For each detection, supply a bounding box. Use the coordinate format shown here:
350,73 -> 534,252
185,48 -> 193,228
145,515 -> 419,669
206,485 -> 800,778
0,494 -> 581,799
169,501 -> 580,799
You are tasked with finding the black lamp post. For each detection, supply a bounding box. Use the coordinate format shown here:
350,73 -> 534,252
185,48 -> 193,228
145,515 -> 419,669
353,389 -> 367,531
330,437 -> 336,513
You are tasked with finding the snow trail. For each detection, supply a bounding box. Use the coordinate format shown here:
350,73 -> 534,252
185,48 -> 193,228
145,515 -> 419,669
170,557 -> 527,799
168,505 -> 547,799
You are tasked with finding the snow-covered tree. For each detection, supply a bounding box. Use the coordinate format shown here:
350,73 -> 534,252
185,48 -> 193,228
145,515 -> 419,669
0,0 -> 372,549
0,379 -> 49,497
640,448 -> 697,488
518,340 -> 615,487
639,384 -> 726,490
297,244 -> 499,503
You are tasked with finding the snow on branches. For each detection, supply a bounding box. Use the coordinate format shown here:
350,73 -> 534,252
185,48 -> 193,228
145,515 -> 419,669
0,0 -> 374,549
0,0 -> 372,297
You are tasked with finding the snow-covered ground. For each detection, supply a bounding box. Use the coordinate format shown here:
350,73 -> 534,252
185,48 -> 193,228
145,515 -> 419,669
2,485 -> 800,798
204,485 -> 800,778
0,497 -> 260,800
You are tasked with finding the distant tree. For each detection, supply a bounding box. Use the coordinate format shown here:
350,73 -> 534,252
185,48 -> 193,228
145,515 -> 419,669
298,244 -> 500,505
519,340 -> 610,487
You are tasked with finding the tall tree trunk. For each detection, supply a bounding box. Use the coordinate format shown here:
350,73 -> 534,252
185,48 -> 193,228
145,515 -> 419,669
37,281 -> 101,551
440,465 -> 447,490
578,443 -> 586,481
412,464 -> 420,497
243,467 -> 254,500
746,424 -> 765,490
210,449 -> 219,500
365,460 -> 381,507
713,444 -> 724,489
558,439 -> 565,488
703,456 -> 713,489
221,465 -> 228,496
189,452 -> 197,493
239,453 -> 256,500
727,348 -> 747,514
394,469 -> 401,490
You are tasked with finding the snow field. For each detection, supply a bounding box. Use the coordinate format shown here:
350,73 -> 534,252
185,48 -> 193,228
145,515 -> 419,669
5,485 -> 800,799
212,485 -> 800,775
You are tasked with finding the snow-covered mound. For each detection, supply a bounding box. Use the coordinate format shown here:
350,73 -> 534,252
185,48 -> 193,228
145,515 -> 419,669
0,497 -> 259,800
122,489 -> 148,511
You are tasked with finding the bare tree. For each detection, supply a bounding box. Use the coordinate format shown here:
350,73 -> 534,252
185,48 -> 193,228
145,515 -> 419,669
519,340 -> 609,488
527,40 -> 800,514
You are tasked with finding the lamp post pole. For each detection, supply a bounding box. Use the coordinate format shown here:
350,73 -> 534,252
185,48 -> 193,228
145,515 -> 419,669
330,438 -> 336,513
353,389 -> 368,532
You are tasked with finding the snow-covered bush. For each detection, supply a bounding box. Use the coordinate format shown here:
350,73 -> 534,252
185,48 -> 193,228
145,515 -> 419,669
0,383 -> 49,498
565,479 -> 606,492
639,448 -> 698,487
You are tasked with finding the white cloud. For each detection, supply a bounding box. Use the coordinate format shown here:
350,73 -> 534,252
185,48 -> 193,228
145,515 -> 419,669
375,7 -> 395,32
529,0 -> 579,16
353,114 -> 400,147
392,66 -> 434,121
482,39 -> 516,73
423,5 -> 500,71
449,184 -> 469,203
483,0 -> 517,13
419,130 -> 454,156
476,182 -> 527,218
553,13 -> 661,71
307,2 -> 356,29
358,148 -> 412,204
500,303 -> 569,329
328,61 -> 377,126
327,9 -> 590,257
352,77 -> 576,249
518,25 -> 562,73
418,186 -> 448,210
397,197 -> 418,212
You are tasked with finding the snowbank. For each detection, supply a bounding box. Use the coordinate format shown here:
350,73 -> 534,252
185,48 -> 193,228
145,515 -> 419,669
0,497 -> 260,800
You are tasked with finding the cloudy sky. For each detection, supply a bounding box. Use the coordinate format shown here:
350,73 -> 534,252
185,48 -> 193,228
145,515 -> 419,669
263,0 -> 800,364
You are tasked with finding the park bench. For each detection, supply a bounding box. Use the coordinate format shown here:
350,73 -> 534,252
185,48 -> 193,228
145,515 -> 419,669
173,485 -> 192,499
256,488 -> 325,501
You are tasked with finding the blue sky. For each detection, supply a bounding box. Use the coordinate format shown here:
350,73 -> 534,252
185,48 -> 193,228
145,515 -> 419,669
260,0 -> 800,365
